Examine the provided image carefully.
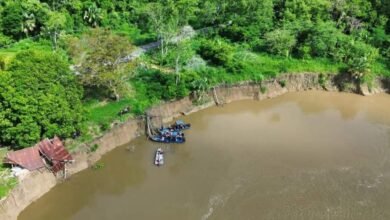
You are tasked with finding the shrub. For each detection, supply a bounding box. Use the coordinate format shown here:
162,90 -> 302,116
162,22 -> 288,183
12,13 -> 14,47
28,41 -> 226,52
278,80 -> 287,87
345,41 -> 379,80
260,86 -> 267,94
197,39 -> 234,66
92,162 -> 105,170
0,50 -> 84,148
264,29 -> 296,57
318,73 -> 327,87
100,122 -> 110,132
0,34 -> 14,48
89,144 -> 99,152
134,68 -> 190,101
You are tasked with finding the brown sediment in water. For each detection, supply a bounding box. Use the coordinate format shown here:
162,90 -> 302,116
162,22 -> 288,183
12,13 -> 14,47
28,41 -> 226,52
0,73 -> 389,220
19,91 -> 390,220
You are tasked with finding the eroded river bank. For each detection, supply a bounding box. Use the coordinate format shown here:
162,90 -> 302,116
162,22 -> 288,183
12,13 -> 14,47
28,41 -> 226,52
18,91 -> 390,220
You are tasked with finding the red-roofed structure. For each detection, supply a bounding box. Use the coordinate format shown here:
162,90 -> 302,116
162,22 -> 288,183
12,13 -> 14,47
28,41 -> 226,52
4,146 -> 45,171
38,136 -> 73,173
4,136 -> 73,174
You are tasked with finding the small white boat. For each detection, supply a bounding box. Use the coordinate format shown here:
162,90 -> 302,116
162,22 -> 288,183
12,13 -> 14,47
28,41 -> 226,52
154,148 -> 164,166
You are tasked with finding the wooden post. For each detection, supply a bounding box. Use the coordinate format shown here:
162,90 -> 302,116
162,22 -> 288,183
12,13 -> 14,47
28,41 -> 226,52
213,87 -> 221,106
146,115 -> 153,138
63,163 -> 67,179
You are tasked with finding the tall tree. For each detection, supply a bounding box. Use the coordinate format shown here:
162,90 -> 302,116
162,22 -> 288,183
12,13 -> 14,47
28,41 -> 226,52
146,1 -> 179,56
44,11 -> 67,50
1,3 -> 25,39
345,40 -> 379,79
264,29 -> 297,57
68,28 -> 137,100
0,1 -> 49,40
0,50 -> 84,148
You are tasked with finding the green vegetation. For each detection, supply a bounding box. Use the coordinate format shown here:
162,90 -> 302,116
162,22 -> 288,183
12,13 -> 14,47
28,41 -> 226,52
0,50 -> 83,148
92,162 -> 105,170
89,144 -> 99,153
0,0 -> 389,150
0,1 -> 388,149
0,148 -> 17,199
0,0 -> 388,199
0,172 -> 17,199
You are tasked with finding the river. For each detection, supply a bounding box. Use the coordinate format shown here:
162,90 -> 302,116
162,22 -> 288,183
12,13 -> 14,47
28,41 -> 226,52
19,91 -> 390,220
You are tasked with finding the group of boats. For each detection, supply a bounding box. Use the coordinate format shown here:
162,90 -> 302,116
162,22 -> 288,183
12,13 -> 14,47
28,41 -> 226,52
152,120 -> 191,166
150,120 -> 191,144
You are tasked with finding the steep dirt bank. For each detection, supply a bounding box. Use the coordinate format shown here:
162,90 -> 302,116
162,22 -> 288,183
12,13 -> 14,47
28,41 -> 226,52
147,73 -> 341,120
0,73 -> 388,220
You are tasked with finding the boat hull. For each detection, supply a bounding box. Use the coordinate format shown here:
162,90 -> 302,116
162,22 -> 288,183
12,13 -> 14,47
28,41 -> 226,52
150,136 -> 185,144
154,148 -> 164,166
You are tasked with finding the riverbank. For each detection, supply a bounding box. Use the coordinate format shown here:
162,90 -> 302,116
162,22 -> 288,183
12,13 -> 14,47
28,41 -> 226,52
1,73 -> 389,220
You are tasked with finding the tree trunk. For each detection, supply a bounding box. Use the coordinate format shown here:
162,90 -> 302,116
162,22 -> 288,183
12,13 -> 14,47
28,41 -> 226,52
52,30 -> 58,51
160,38 -> 164,57
175,55 -> 180,85
114,92 -> 120,101
109,81 -> 120,101
113,88 -> 120,101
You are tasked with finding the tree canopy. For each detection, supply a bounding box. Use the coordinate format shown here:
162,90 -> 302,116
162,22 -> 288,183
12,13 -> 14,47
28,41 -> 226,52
0,50 -> 83,148
0,0 -> 389,148
67,28 -> 137,100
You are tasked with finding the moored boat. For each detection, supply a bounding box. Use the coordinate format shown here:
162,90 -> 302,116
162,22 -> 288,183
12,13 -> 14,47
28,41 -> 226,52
171,120 -> 191,130
158,120 -> 191,133
150,134 -> 185,143
154,148 -> 164,166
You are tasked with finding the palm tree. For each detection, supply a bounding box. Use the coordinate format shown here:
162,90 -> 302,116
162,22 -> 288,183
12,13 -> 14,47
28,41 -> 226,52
191,77 -> 210,102
83,4 -> 102,27
21,12 -> 36,37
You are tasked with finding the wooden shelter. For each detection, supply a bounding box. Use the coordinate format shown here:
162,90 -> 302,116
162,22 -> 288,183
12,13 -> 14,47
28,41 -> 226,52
38,136 -> 73,174
4,146 -> 45,171
3,137 -> 73,175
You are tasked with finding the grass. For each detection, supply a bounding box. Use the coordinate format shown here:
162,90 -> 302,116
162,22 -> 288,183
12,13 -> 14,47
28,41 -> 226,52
250,53 -> 345,74
84,98 -> 134,125
91,162 -> 105,170
0,148 -> 7,159
190,51 -> 346,86
0,148 -> 17,199
0,51 -> 16,69
0,38 -> 52,53
372,59 -> 390,77
83,79 -> 163,127
0,39 -> 64,70
0,175 -> 17,199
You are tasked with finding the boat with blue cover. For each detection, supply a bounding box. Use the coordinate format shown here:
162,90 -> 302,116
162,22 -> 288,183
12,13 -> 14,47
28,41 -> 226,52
150,135 -> 185,143
149,131 -> 186,143
158,120 -> 191,133
171,120 -> 191,130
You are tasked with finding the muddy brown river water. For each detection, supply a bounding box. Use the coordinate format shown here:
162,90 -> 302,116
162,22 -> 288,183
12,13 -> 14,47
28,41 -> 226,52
19,91 -> 390,220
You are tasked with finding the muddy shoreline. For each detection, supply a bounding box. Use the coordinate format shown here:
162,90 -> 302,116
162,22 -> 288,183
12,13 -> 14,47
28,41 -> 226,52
1,73 -> 389,220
